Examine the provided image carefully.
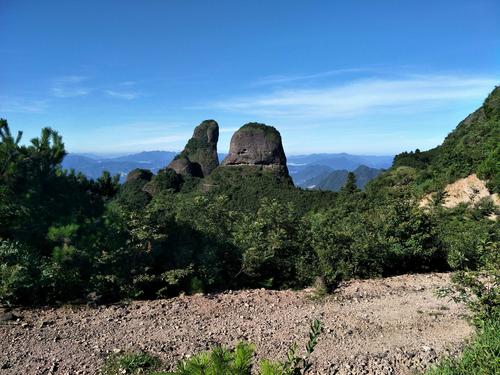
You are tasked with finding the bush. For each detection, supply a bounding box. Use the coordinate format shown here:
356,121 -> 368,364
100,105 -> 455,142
0,240 -> 42,305
426,313 -> 500,375
102,320 -> 323,375
233,198 -> 304,288
430,235 -> 499,374
101,352 -> 162,375
169,342 -> 254,375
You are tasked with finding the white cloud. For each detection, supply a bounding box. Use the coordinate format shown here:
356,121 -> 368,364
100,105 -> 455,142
51,75 -> 90,98
104,90 -> 140,100
119,81 -> 137,86
211,74 -> 497,120
0,97 -> 48,113
252,68 -> 370,86
113,134 -> 189,147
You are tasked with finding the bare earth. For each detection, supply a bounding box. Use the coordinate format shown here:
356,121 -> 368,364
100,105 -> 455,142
1,273 -> 472,375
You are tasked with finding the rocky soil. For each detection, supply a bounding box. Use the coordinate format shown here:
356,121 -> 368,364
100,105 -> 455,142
419,173 -> 500,211
0,273 -> 472,374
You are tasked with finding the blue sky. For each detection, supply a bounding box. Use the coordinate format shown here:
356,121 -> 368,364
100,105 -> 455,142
1,0 -> 499,155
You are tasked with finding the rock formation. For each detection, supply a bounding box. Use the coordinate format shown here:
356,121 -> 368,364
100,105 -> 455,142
221,123 -> 289,177
167,156 -> 203,178
168,120 -> 219,177
125,168 -> 153,183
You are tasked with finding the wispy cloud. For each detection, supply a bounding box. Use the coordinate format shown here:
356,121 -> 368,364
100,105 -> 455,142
71,121 -> 192,153
104,90 -> 140,100
119,81 -> 137,86
210,74 -> 497,120
51,75 -> 90,98
95,121 -> 189,134
252,68 -> 370,87
0,97 -> 48,113
114,134 -> 189,147
50,76 -> 144,100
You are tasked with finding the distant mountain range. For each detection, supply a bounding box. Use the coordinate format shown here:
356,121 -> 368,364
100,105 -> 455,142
287,153 -> 393,170
62,151 -> 393,188
287,153 -> 392,191
62,151 -> 178,181
299,165 -> 383,191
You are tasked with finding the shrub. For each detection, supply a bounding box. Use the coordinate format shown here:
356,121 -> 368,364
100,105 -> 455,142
259,319 -> 323,375
0,240 -> 42,305
426,313 -> 500,375
430,236 -> 499,374
169,342 -> 254,375
233,198 -> 304,288
103,320 -> 323,375
101,352 -> 162,375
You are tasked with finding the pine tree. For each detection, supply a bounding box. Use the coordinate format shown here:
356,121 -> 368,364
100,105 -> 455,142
340,172 -> 360,194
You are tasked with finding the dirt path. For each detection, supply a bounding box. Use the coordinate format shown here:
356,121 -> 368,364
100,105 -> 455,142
1,273 -> 472,374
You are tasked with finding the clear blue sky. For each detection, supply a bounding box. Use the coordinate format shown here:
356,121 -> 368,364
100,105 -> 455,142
1,0 -> 499,155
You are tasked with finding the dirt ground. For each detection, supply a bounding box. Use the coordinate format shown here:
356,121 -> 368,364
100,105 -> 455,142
0,273 -> 472,374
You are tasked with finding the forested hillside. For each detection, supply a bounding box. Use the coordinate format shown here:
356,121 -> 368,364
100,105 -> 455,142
392,86 -> 500,194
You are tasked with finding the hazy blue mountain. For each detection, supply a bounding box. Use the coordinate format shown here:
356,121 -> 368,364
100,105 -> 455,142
289,165 -> 333,186
287,153 -> 393,170
301,165 -> 382,191
288,153 -> 392,187
110,151 -> 177,163
62,151 -> 178,181
64,151 -> 390,184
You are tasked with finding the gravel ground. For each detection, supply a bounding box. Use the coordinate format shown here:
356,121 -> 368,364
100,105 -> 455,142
0,273 -> 472,374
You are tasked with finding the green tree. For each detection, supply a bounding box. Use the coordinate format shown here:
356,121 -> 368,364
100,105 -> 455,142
233,198 -> 304,288
340,172 -> 360,194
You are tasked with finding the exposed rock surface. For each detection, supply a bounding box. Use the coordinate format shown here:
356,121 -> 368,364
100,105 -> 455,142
223,123 -> 286,167
167,157 -> 203,178
221,123 -> 290,181
125,168 -> 153,183
420,174 -> 500,210
168,120 -> 219,177
0,273 -> 472,375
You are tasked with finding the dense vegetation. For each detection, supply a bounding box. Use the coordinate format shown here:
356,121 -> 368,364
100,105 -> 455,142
238,122 -> 281,143
1,86 -> 499,305
393,86 -> 500,194
0,89 -> 498,308
427,238 -> 499,374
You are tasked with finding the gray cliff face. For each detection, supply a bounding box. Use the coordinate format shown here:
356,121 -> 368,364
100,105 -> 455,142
222,123 -> 287,166
221,123 -> 289,176
168,120 -> 219,177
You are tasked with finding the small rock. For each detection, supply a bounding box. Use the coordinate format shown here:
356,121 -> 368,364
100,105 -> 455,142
0,311 -> 15,322
1,361 -> 11,369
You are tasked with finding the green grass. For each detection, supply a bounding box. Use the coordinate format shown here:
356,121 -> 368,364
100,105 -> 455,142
426,313 -> 500,375
101,352 -> 162,375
